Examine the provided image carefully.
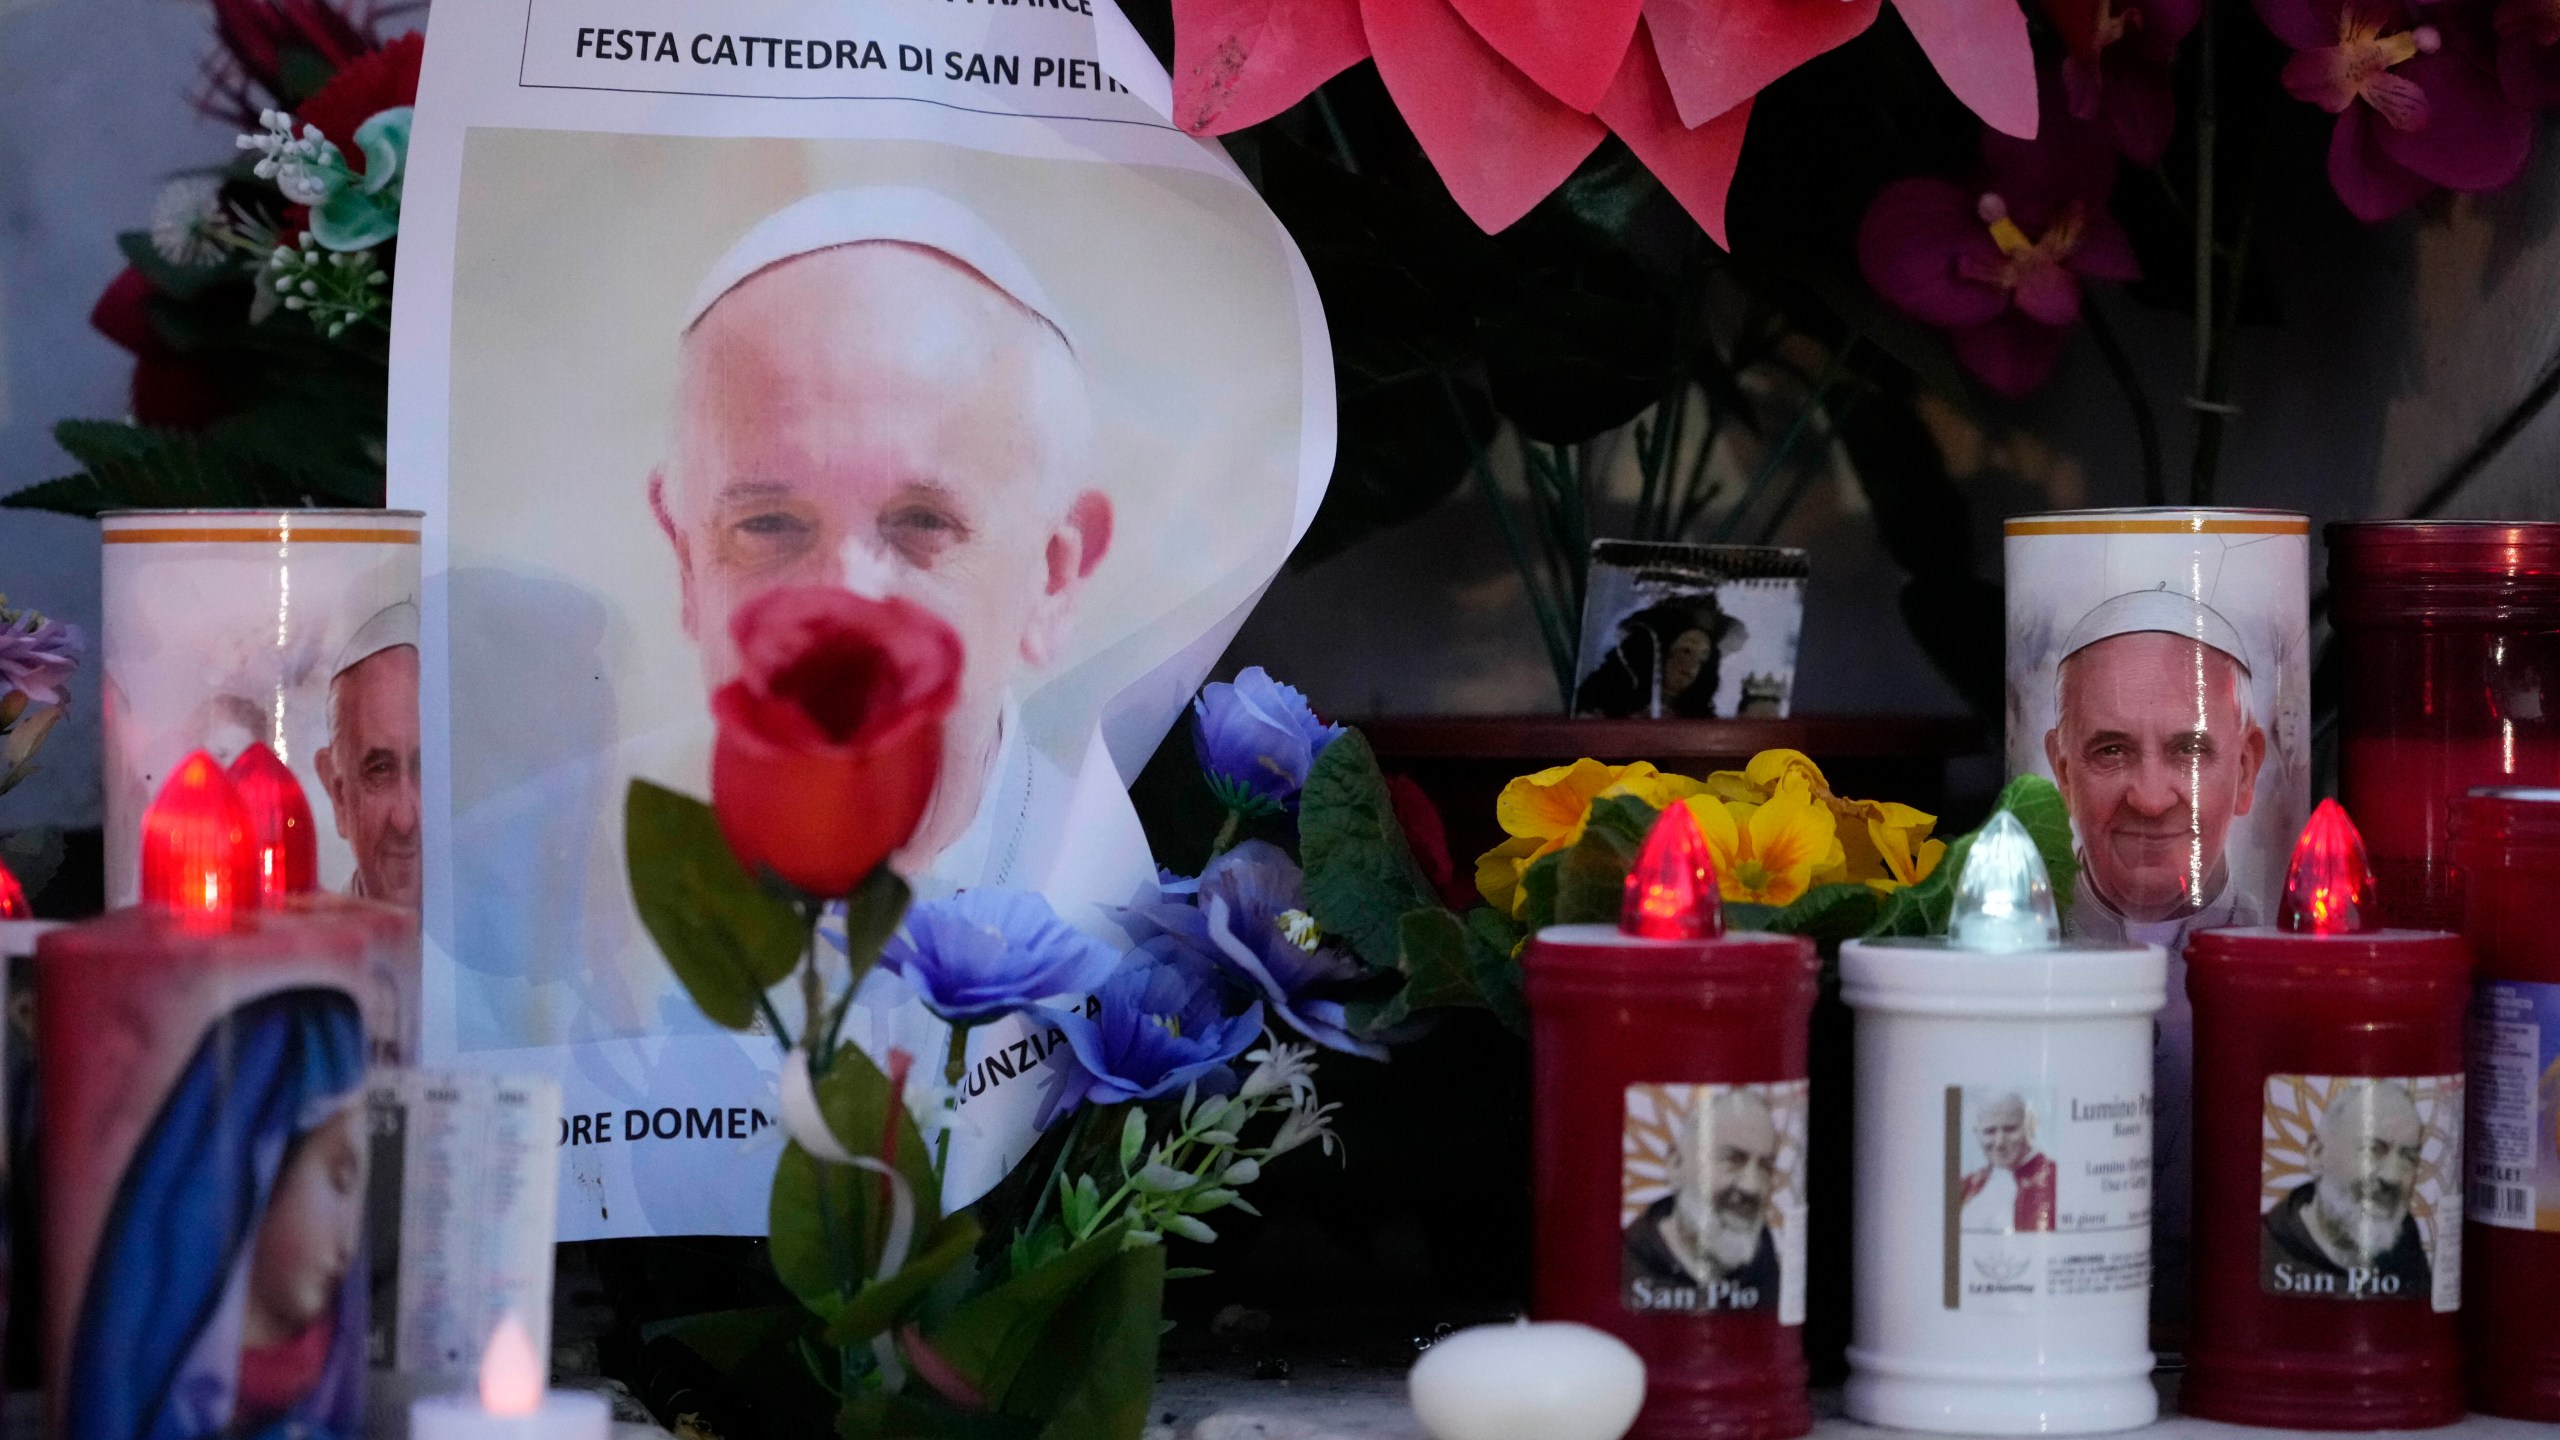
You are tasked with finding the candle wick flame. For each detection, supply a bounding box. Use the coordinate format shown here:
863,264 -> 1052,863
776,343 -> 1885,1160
480,1312 -> 546,1417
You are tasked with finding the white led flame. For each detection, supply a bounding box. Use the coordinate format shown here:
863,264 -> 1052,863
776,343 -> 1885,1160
1950,812 -> 2060,953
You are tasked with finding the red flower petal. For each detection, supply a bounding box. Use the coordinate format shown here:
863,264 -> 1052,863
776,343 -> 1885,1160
1596,22 -> 1752,247
1360,0 -> 1606,231
1951,311 -> 2072,398
2372,45 -> 2535,191
1171,0 -> 1371,135
1445,0 -> 1646,112
2327,106 -> 2439,220
1858,177 -> 2011,329
1894,0 -> 2041,138
1644,0 -> 1880,131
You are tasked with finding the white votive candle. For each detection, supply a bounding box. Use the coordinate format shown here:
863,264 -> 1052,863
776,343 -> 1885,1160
411,1314 -> 612,1440
1409,1319 -> 1646,1440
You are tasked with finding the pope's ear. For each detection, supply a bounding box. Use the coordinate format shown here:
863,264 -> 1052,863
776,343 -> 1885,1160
1021,490 -> 1113,668
650,469 -> 697,639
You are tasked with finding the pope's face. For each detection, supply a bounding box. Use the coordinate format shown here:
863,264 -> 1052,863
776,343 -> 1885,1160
1975,1097 -> 2032,1170
316,645 -> 421,909
2045,631 -> 2266,920
655,243 -> 1108,860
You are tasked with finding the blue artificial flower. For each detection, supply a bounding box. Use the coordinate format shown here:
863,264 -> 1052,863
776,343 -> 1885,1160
1192,667 -> 1343,814
1122,841 -> 1389,1060
880,888 -> 1122,1027
1038,944 -> 1263,1127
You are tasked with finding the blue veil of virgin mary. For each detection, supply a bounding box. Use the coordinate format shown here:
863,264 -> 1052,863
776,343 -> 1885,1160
68,986 -> 368,1440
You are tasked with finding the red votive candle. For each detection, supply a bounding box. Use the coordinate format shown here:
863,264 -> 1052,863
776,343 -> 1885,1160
2451,787 -> 2560,1420
2184,800 -> 2471,1429
2330,521 -> 2560,930
1527,804 -> 1819,1440
37,752 -> 381,1440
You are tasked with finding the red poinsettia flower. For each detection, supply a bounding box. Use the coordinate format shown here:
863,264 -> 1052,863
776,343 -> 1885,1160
1858,88 -> 2138,398
2039,0 -> 2201,163
1170,0 -> 2036,239
2256,0 -> 2533,221
296,30 -> 423,168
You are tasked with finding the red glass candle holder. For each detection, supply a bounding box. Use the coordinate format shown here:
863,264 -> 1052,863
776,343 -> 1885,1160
2452,787 -> 2560,1421
1527,854 -> 1818,1440
2330,521 -> 2560,930
2183,804 -> 2471,1429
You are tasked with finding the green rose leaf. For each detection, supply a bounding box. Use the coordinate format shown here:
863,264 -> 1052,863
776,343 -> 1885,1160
920,1222 -> 1138,1411
1300,730 -> 1441,970
824,1211 -> 983,1347
768,1042 -> 944,1318
625,778 -> 806,1030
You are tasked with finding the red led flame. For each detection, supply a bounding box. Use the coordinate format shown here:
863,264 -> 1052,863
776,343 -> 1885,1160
227,743 -> 317,905
2277,798 -> 2377,936
0,858 -> 26,920
140,751 -> 256,927
1620,801 -> 1725,940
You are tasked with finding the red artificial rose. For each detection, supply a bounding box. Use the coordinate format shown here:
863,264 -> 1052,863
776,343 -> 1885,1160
1387,772 -> 1475,912
297,31 -> 424,168
711,587 -> 963,897
91,266 -> 229,428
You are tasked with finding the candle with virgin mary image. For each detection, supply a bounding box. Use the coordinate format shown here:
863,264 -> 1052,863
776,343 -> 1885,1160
2004,508 -> 2311,1335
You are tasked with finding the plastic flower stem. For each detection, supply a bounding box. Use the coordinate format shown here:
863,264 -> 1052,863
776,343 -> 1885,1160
1756,390 -> 1867,545
800,916 -> 828,1067
1717,341 -> 1854,544
1445,376 -> 1576,702
2189,0 -> 2221,506
2081,298 -> 2164,506
757,992 -> 797,1055
1312,90 -> 1361,176
1210,808 -> 1243,860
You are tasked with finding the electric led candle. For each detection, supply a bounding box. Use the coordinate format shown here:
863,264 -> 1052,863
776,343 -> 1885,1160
1839,814 -> 2164,1434
2182,800 -> 2471,1430
138,750 -> 256,927
1526,803 -> 1818,1440
228,742 -> 319,904
410,1314 -> 608,1440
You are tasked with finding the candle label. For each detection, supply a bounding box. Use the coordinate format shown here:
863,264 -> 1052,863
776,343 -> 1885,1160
1619,1081 -> 1807,1325
1939,1082 -> 2152,1310
2258,1073 -> 2463,1312
2468,979 -> 2560,1233
46,971 -> 372,1440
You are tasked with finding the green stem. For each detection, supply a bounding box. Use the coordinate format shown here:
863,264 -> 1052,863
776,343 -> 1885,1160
1312,90 -> 1360,176
2188,0 -> 2219,506
1446,378 -> 1576,704
2082,297 -> 2164,506
758,993 -> 796,1054
1716,341 -> 1855,543
1209,808 -> 1243,860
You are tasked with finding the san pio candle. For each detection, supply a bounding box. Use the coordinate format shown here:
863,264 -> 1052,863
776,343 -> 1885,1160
1527,803 -> 1818,1440
1841,814 -> 2165,1434
2451,787 -> 2560,1420
2182,800 -> 2470,1430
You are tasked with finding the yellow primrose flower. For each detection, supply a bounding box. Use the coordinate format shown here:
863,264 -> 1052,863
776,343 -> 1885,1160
1703,748 -> 1830,806
1681,776 -> 1839,907
1821,797 -> 1947,893
1474,834 -> 1542,916
1475,758 -> 1710,916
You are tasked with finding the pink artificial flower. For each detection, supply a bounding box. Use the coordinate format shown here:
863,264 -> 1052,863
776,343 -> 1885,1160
1169,0 -> 2037,238
1857,90 -> 2139,398
2256,0 -> 2534,221
2039,0 -> 2203,163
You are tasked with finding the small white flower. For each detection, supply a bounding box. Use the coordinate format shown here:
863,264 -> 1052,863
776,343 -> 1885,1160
1266,1098 -> 1342,1159
1238,1038 -> 1318,1104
